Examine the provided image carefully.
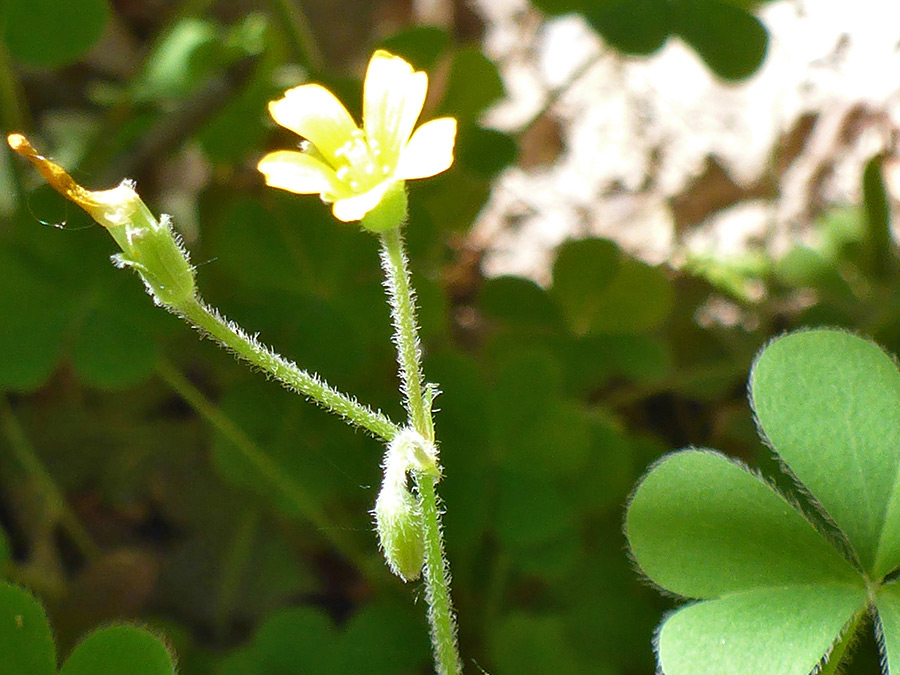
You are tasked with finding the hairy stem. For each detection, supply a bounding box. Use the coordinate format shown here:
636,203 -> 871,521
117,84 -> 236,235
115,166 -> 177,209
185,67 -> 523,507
418,474 -> 462,674
379,226 -> 430,438
172,296 -> 399,442
379,226 -> 461,674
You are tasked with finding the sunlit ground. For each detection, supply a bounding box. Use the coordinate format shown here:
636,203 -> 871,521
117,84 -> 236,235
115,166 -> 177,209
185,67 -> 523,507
474,0 -> 900,284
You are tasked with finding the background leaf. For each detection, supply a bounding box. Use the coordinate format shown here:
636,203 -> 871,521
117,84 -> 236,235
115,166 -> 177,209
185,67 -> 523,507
440,48 -> 505,121
0,248 -> 69,391
377,26 -> 449,70
585,0 -> 670,55
3,0 -> 109,67
69,310 -> 157,389
860,155 -> 895,280
490,612 -> 591,675
551,238 -> 620,334
60,624 -> 176,675
671,0 -> 769,80
0,582 -> 55,675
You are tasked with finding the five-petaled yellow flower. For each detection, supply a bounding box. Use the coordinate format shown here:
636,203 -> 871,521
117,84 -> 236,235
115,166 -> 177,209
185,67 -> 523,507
258,50 -> 457,224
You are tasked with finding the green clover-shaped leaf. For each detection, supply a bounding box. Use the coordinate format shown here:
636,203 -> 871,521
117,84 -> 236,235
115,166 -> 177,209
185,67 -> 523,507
751,329 -> 900,579
625,328 -> 900,674
60,624 -> 175,675
0,582 -> 55,675
0,580 -> 175,674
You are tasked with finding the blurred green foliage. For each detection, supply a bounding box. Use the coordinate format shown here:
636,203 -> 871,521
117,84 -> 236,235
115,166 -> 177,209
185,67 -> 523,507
3,0 -> 110,68
530,0 -> 770,79
0,0 -> 894,673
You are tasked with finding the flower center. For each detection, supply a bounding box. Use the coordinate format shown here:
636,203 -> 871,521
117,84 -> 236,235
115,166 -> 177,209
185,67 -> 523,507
331,130 -> 393,194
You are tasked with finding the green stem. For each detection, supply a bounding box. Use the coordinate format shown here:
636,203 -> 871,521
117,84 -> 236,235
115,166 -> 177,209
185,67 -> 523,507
155,358 -> 386,585
172,297 -> 399,441
214,507 -> 260,641
0,395 -> 98,561
0,39 -> 26,215
379,227 -> 430,438
264,0 -> 323,72
0,39 -> 27,133
379,226 -> 461,675
418,475 -> 462,675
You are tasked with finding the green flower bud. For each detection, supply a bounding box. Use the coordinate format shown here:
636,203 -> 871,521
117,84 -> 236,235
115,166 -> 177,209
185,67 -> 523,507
373,427 -> 440,581
374,478 -> 425,582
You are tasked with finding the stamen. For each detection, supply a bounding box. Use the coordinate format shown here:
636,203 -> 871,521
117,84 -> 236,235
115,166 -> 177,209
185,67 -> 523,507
324,130 -> 393,193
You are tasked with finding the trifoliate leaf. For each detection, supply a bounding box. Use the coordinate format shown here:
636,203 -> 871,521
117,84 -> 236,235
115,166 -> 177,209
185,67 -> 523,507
750,329 -> 900,579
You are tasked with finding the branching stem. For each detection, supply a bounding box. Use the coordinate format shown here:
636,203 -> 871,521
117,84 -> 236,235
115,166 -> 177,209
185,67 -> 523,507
173,296 -> 399,442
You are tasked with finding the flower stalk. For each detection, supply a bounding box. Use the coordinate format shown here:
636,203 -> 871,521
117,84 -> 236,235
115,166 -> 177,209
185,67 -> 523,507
380,225 -> 430,437
174,295 -> 398,440
253,50 -> 463,671
379,224 -> 461,675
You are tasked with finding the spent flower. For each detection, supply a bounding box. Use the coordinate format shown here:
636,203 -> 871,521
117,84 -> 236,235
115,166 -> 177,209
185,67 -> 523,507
257,50 -> 457,229
7,134 -> 196,307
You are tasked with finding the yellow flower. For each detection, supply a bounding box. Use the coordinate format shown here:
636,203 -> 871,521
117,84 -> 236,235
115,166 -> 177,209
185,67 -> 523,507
257,50 -> 457,224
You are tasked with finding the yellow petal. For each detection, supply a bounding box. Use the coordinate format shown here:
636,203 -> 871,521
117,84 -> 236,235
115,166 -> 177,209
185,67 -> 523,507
268,84 -> 358,166
396,118 -> 457,180
363,50 -> 427,167
257,150 -> 346,198
332,180 -> 393,222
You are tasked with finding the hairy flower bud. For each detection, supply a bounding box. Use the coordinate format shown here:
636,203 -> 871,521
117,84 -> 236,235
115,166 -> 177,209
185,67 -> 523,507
373,428 -> 440,581
374,477 -> 425,582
